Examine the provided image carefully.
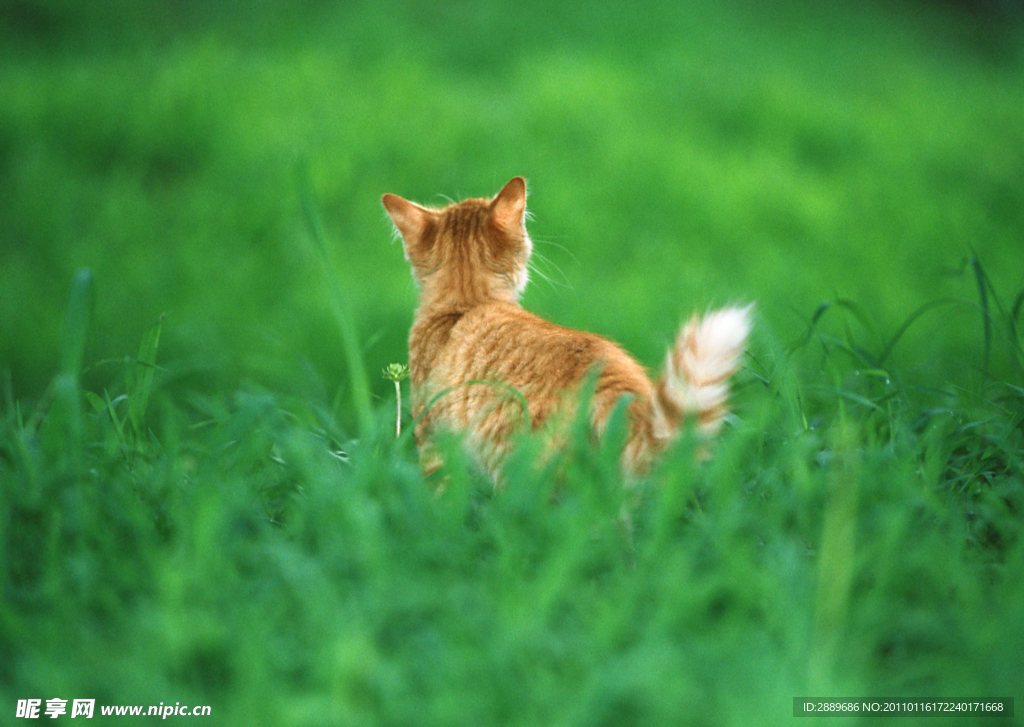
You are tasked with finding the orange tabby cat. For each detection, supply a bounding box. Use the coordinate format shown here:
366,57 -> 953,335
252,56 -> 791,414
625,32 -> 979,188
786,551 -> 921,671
383,177 -> 751,481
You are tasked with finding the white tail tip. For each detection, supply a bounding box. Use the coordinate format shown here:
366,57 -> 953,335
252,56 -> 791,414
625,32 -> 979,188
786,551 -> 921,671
659,304 -> 753,436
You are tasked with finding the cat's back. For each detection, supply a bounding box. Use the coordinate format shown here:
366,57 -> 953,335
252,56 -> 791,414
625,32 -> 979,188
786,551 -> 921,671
418,301 -> 652,402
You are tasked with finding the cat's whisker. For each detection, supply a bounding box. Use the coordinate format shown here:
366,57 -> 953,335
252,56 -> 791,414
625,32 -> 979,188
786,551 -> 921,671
534,237 -> 581,268
528,249 -> 573,292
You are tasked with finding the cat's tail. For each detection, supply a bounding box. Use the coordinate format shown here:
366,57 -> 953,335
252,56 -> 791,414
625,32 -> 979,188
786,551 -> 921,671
654,305 -> 752,443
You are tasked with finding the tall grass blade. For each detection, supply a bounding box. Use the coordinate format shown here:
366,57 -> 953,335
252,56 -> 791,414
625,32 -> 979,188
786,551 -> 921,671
127,313 -> 164,441
297,160 -> 373,437
1009,287 -> 1024,376
59,269 -> 94,379
789,298 -> 876,354
44,269 -> 94,474
809,420 -> 859,685
877,298 -> 960,366
971,255 -> 992,373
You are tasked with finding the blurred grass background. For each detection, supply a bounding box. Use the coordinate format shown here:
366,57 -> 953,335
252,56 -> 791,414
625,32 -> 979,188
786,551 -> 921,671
2,2 -> 1024,725
3,0 -> 1022,413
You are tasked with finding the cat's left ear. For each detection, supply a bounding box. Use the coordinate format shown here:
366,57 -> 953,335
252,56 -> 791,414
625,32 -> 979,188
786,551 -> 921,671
382,193 -> 431,243
490,177 -> 527,234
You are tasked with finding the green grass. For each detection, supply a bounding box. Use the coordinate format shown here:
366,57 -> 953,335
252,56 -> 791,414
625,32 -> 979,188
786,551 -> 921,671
2,0 -> 1022,403
2,261 -> 1021,725
2,0 -> 1023,724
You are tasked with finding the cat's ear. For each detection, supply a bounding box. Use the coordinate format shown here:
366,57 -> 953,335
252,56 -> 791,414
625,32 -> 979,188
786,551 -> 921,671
382,193 -> 431,243
490,177 -> 527,234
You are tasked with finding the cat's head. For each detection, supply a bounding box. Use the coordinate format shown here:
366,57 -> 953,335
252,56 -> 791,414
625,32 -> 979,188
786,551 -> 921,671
382,177 -> 532,306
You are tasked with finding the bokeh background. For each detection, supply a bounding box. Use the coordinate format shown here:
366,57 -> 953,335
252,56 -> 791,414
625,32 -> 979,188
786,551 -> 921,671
3,3 -> 1024,725
2,0 -> 1022,418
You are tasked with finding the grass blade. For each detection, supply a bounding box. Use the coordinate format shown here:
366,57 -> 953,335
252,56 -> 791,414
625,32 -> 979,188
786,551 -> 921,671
43,269 -> 94,474
970,255 -> 992,373
60,269 -> 94,380
297,160 -> 373,437
789,298 -> 877,355
127,313 -> 164,441
877,298 -> 960,366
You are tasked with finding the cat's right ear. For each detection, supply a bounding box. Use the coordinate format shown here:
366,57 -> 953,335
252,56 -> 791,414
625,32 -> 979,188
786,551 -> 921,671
382,194 -> 431,243
491,177 -> 527,234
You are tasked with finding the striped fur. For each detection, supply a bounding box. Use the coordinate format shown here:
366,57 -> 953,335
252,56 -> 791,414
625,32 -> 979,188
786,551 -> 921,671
383,177 -> 751,481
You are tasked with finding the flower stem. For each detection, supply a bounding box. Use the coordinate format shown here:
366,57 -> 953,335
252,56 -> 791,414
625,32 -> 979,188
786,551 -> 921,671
394,380 -> 402,438
382,363 -> 410,440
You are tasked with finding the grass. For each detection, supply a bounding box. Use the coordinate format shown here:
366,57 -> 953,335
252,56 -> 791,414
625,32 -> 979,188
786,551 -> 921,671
2,0 -> 1023,403
2,0 -> 1023,724
1,260 -> 1021,725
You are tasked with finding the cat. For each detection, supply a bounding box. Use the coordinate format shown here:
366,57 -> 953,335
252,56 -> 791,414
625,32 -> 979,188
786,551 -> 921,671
383,177 -> 751,482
